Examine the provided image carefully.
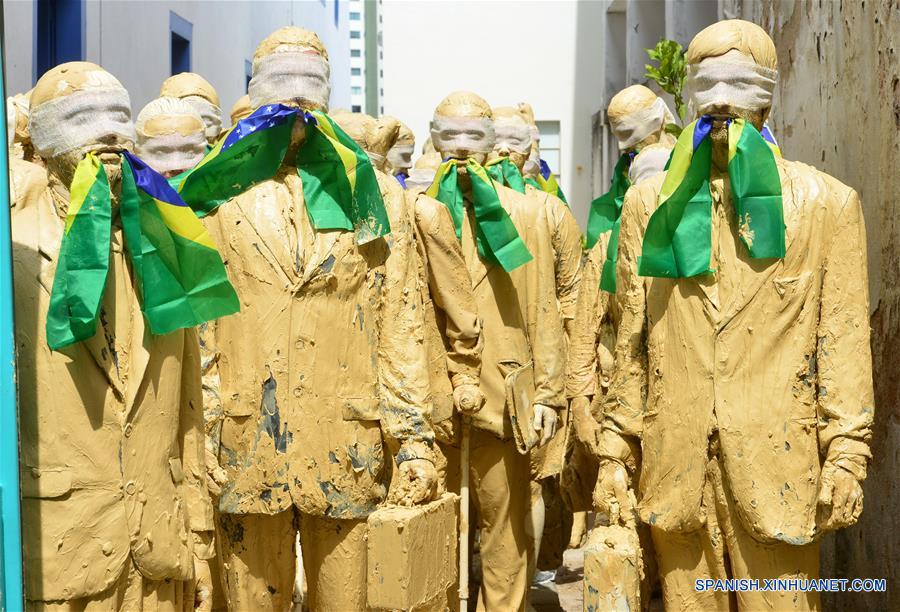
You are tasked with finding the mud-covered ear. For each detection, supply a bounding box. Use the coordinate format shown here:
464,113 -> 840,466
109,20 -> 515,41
368,116 -> 401,159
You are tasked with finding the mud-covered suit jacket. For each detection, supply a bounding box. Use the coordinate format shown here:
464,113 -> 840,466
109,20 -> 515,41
12,162 -> 210,601
406,189 -> 482,432
462,183 -> 566,440
600,159 -> 874,543
205,164 -> 433,519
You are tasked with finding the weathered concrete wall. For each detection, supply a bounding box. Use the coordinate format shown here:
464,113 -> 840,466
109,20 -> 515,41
736,1 -> 899,609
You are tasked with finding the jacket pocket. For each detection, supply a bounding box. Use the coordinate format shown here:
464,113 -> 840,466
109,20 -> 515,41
773,271 -> 814,303
341,397 -> 381,421
499,360 -> 537,454
21,466 -> 73,499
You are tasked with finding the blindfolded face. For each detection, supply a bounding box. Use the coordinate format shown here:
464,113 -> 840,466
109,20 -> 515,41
31,88 -> 135,160
249,50 -> 331,111
387,143 -> 414,173
488,117 -> 532,170
137,130 -> 207,178
431,115 -> 495,166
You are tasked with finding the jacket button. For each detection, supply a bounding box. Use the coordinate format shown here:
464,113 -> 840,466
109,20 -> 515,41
125,481 -> 136,495
293,387 -> 301,397
124,424 -> 133,437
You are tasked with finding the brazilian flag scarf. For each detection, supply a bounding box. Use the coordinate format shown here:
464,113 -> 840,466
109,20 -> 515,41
585,152 -> 635,293
525,159 -> 568,204
47,151 -> 239,350
173,104 -> 390,244
427,158 -> 532,272
638,115 -> 785,278
485,157 -> 526,194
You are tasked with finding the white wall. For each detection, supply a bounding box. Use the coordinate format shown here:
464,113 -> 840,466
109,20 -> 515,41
3,0 -> 352,125
380,0 -> 606,228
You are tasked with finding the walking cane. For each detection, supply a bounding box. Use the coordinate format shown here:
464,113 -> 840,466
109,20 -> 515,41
459,417 -> 470,612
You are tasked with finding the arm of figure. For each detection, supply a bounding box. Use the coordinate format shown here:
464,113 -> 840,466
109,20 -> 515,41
198,320 -> 227,496
379,187 -> 438,506
179,325 -> 217,609
415,196 -> 485,413
815,187 -> 874,531
199,215 -> 229,496
594,185 -> 650,526
550,197 -> 584,339
566,239 -> 608,454
525,201 -> 568,445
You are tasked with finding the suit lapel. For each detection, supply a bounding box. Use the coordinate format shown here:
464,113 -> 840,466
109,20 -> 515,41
233,191 -> 296,284
461,204 -> 492,290
126,278 -> 150,413
39,185 -> 127,398
717,170 -> 798,330
282,172 -> 346,287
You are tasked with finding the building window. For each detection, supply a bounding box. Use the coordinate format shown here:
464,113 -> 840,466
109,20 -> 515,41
537,120 -> 562,179
170,12 -> 192,74
351,49 -> 361,57
350,31 -> 361,39
351,67 -> 362,76
36,0 -> 86,81
350,11 -> 361,20
351,86 -> 362,95
352,105 -> 362,112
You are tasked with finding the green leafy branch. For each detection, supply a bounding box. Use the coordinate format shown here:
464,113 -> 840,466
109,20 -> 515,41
645,39 -> 687,135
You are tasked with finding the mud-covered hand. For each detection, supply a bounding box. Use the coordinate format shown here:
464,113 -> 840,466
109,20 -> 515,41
570,396 -> 600,454
533,404 -> 559,446
453,383 -> 484,415
192,556 -> 214,611
205,447 -> 228,497
593,460 -> 637,528
817,462 -> 864,531
390,441 -> 438,506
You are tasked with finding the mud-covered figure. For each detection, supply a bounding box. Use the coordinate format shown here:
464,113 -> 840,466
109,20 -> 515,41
482,104 -> 581,577
330,111 -> 484,477
427,91 -> 566,611
159,72 -> 223,146
202,28 -> 437,611
14,61 -> 214,610
566,86 -> 677,516
134,97 -> 207,179
594,21 -> 874,611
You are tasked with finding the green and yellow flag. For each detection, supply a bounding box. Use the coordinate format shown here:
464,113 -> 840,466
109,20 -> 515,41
176,104 -> 390,243
586,152 -> 633,293
427,158 -> 532,272
638,116 -> 785,278
485,157 -> 526,194
46,151 -> 239,350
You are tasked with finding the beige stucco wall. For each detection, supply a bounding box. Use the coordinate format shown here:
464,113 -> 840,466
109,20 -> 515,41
736,1 -> 899,608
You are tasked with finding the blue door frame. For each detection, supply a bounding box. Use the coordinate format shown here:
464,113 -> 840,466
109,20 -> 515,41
0,13 -> 24,609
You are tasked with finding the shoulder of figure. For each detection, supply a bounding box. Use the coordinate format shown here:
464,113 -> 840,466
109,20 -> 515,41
411,192 -> 446,227
9,158 -> 50,209
776,157 -> 856,217
542,191 -> 571,222
375,168 -> 415,232
623,171 -> 666,221
499,182 -> 544,222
